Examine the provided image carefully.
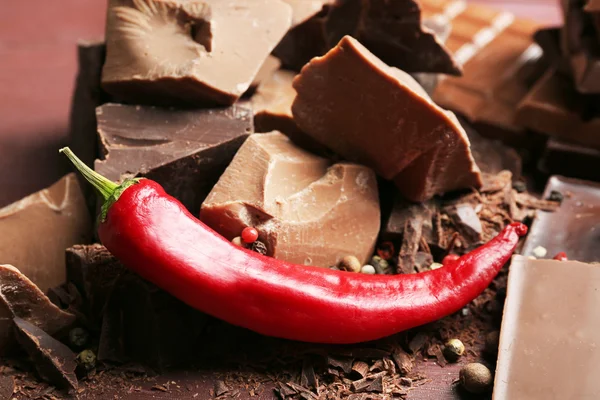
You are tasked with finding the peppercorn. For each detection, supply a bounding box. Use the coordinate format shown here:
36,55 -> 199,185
370,255 -> 390,274
442,254 -> 460,265
546,190 -> 563,203
231,236 -> 244,247
443,338 -> 465,362
553,251 -> 568,261
532,245 -> 547,258
459,363 -> 493,394
77,349 -> 97,372
338,256 -> 361,273
484,331 -> 500,355
68,327 -> 89,349
361,265 -> 376,274
241,227 -> 259,244
251,240 -> 268,255
512,180 -> 527,193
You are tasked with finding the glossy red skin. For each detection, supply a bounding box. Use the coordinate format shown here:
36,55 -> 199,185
99,180 -> 527,344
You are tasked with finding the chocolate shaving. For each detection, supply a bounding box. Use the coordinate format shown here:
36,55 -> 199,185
300,359 -> 318,389
0,375 -> 14,399
398,218 -> 423,274
351,361 -> 369,379
214,380 -> 230,396
365,375 -> 384,393
480,171 -> 513,193
392,348 -> 413,375
350,377 -> 371,392
408,332 -> 428,354
326,355 -> 354,374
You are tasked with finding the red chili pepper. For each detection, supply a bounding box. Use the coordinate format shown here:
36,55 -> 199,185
61,148 -> 528,344
553,251 -> 568,261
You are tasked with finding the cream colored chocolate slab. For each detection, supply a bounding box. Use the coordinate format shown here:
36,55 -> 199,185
292,36 -> 481,202
200,132 -> 380,267
0,174 -> 91,292
102,0 -> 292,106
494,256 -> 600,399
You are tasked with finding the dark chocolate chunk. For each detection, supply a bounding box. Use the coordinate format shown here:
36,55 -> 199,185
392,348 -> 413,375
95,103 -> 252,213
534,27 -> 571,74
301,359 -> 318,389
66,244 -> 126,327
274,0 -> 459,74
68,41 -> 110,170
365,375 -> 383,393
327,355 -> 354,374
398,217 -> 423,275
539,139 -> 600,182
447,204 -> 483,246
522,176 -> 600,262
13,317 -> 78,390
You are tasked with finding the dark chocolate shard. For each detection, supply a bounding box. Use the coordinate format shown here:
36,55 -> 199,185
301,359 -> 318,389
398,217 -> 423,275
446,204 -> 483,246
0,264 -> 76,336
365,375 -> 384,393
95,103 -> 252,213
274,0 -> 459,74
392,348 -> 413,375
13,317 -> 78,390
522,176 -> 600,262
66,244 -> 126,328
327,355 -> 354,374
539,139 -> 600,182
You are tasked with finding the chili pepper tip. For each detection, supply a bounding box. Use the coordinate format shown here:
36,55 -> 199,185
510,222 -> 528,237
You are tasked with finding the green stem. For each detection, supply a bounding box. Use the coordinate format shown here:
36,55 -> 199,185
59,147 -> 118,200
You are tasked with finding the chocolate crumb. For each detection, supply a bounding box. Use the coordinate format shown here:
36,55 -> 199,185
214,380 -> 230,396
366,375 -> 383,393
399,377 -> 412,387
546,190 -> 564,203
408,332 -> 428,354
0,375 -> 14,399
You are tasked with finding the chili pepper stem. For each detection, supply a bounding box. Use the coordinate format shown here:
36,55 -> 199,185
59,147 -> 117,200
60,147 -> 141,221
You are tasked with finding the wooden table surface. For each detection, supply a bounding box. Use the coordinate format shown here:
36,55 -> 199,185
0,0 -> 561,207
0,1 -> 560,398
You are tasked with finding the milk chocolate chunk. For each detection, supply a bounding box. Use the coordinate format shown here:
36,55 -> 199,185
516,67 -> 600,150
95,103 -> 252,213
274,0 -> 458,74
522,176 -> 600,262
251,70 -> 297,135
14,317 -> 78,390
247,55 -> 282,95
539,139 -> 600,182
102,0 -> 292,106
283,0 -> 331,27
420,0 -> 545,145
200,132 -> 380,267
494,256 -> 600,399
292,36 -> 482,202
0,174 -> 92,292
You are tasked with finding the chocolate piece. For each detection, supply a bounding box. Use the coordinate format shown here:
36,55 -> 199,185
495,256 -> 600,399
283,0 -> 331,27
292,36 -> 481,202
562,0 -> 600,93
0,264 -> 75,335
66,244 -> 126,327
68,41 -> 110,170
0,375 -> 14,399
516,67 -> 600,150
383,199 -> 435,245
446,204 -> 483,245
13,317 -> 78,390
273,0 -> 459,74
98,273 -> 208,368
420,0 -> 545,145
247,55 -> 282,95
0,174 -> 91,292
251,70 -> 299,136
200,132 -> 380,267
95,103 -> 252,213
522,176 -> 600,262
534,27 -> 571,74
539,139 -> 600,182
102,0 -> 292,106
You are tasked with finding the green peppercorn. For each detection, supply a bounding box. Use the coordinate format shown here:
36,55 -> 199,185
443,338 -> 465,362
459,363 -> 492,394
77,349 -> 97,372
338,255 -> 361,273
370,255 -> 390,274
68,327 -> 89,349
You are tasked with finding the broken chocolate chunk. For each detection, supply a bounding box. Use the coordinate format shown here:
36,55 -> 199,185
539,139 -> 600,182
0,174 -> 91,292
95,103 -> 251,213
446,204 -> 483,246
274,0 -> 459,75
247,55 -> 282,95
66,244 -> 126,327
251,70 -> 300,137
102,0 -> 293,106
200,132 -> 380,267
13,317 -> 78,390
292,36 -> 481,202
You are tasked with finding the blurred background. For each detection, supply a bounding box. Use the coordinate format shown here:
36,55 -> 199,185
0,0 -> 561,207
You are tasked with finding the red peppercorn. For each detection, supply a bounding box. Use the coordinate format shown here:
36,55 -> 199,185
241,227 -> 259,244
376,241 -> 395,260
553,251 -> 568,261
443,254 -> 460,265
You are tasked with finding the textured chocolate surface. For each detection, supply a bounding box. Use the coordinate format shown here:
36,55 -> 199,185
292,36 -> 481,202
0,174 -> 92,292
102,0 -> 292,106
495,256 -> 600,399
539,139 -> 600,181
516,67 -> 600,150
201,132 -> 380,267
95,103 -> 252,214
522,176 -> 600,262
